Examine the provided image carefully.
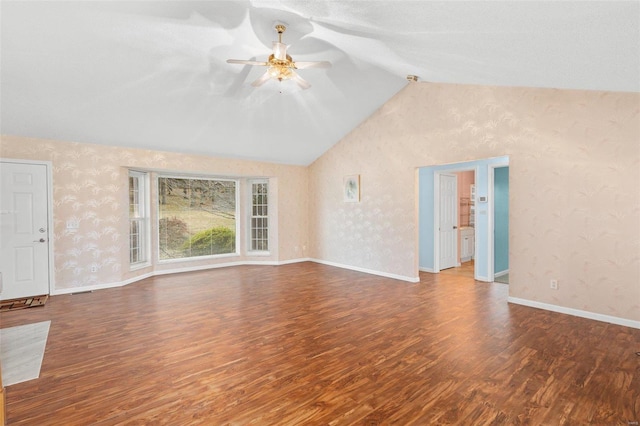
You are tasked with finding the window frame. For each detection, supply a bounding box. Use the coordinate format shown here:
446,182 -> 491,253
248,179 -> 270,255
156,174 -> 240,263
128,170 -> 151,270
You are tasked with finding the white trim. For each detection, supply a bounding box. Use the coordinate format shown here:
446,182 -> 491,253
433,173 -> 441,272
46,162 -> 55,297
419,267 -> 435,273
128,170 -> 151,269
246,251 -> 272,257
494,269 -> 509,278
154,261 -> 249,276
311,258 -> 420,283
508,297 -> 640,330
157,252 -> 239,265
475,275 -> 490,282
51,258 -> 313,295
51,258 -> 422,296
52,278 -> 135,295
0,158 -> 56,297
278,257 -> 312,265
130,261 -> 152,272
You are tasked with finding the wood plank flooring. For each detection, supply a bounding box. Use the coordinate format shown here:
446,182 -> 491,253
1,262 -> 639,425
439,260 -> 474,280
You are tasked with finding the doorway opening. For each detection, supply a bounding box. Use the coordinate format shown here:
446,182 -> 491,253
490,164 -> 509,284
418,156 -> 510,283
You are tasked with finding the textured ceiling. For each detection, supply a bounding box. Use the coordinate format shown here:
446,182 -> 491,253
1,1 -> 638,165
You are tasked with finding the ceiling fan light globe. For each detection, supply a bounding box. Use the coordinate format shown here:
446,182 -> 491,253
267,65 -> 293,81
268,66 -> 281,78
280,67 -> 293,80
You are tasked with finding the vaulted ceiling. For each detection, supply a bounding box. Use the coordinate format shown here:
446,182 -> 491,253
2,1 -> 638,165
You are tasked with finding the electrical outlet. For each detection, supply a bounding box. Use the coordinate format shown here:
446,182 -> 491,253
90,266 -> 98,273
550,279 -> 558,290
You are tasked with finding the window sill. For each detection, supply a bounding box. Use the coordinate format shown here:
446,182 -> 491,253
247,251 -> 271,257
130,262 -> 151,272
157,252 -> 240,264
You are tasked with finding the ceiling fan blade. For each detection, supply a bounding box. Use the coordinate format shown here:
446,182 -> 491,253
227,59 -> 268,66
293,61 -> 332,70
291,72 -> 311,90
251,71 -> 272,87
273,42 -> 288,61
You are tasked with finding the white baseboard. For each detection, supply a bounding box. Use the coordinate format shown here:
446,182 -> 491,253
508,296 -> 640,330
52,265 -> 638,330
494,269 -> 509,278
51,258 -> 313,295
52,257 -> 419,295
278,257 -> 312,265
419,267 -> 435,273
52,279 -> 135,295
310,258 -> 419,283
154,261 -> 249,276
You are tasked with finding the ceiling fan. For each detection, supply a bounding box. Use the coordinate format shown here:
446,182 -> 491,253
226,24 -> 331,90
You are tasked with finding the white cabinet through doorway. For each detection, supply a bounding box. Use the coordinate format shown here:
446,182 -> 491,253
460,227 -> 475,262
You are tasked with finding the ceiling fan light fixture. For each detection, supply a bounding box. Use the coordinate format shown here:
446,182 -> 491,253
226,24 -> 331,89
269,65 -> 293,81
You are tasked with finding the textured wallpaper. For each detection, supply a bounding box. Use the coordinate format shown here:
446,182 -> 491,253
0,136 -> 309,290
309,83 -> 640,322
2,83 -> 638,323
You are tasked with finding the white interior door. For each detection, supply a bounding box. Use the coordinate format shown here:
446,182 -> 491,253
0,161 -> 51,300
439,173 -> 458,270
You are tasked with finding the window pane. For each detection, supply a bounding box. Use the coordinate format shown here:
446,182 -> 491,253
250,181 -> 269,252
158,177 -> 237,260
129,176 -> 140,217
129,172 -> 148,266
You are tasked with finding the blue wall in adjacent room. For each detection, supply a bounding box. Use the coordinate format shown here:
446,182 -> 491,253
418,156 -> 509,281
494,166 -> 509,274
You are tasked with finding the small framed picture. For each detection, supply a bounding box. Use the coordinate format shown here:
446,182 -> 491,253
343,175 -> 360,202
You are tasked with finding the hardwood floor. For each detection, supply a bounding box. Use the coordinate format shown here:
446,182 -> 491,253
1,262 -> 639,425
439,260 -> 475,280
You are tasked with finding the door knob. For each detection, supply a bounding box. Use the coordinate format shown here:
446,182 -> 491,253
33,238 -> 46,243
453,226 -> 458,229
